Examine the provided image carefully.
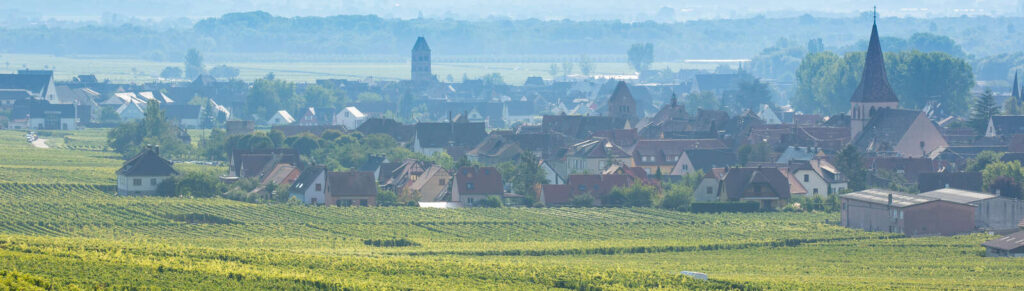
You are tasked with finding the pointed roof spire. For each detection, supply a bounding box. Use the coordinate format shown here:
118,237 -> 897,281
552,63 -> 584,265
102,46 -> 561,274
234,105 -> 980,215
671,92 -> 678,107
1013,71 -> 1020,101
412,36 -> 430,52
850,16 -> 899,104
609,81 -> 634,103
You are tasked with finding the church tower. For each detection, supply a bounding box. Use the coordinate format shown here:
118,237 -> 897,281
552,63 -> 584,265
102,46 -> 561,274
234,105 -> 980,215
411,36 -> 433,84
608,81 -> 638,125
849,16 -> 899,138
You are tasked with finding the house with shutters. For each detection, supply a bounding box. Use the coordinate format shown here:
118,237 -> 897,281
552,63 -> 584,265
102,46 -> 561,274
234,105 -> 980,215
116,146 -> 178,196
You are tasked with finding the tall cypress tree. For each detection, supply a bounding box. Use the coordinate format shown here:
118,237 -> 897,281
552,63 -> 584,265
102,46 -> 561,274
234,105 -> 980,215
970,89 -> 999,134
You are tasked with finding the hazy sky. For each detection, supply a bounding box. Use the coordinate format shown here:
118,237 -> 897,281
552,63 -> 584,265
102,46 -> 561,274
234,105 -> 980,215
1,0 -> 1021,22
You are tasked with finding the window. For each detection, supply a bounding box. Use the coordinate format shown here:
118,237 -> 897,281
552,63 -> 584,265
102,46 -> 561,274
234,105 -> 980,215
920,141 -> 925,148
360,199 -> 368,206
578,185 -> 586,191
706,187 -> 713,194
438,178 -> 446,186
466,183 -> 474,190
150,178 -> 158,186
315,183 -> 322,191
133,178 -> 142,186
804,174 -> 809,182
813,188 -> 819,194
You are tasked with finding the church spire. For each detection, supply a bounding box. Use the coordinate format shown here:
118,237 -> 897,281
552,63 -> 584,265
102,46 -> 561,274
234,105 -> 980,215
849,15 -> 898,104
1013,71 -> 1020,101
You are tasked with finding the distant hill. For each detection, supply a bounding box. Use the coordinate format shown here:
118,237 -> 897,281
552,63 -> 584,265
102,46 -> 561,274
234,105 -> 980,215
1,11 -> 1024,63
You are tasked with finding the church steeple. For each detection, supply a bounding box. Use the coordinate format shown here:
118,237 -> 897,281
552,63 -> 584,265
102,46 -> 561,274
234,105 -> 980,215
849,13 -> 900,139
1013,71 -> 1020,102
849,19 -> 898,104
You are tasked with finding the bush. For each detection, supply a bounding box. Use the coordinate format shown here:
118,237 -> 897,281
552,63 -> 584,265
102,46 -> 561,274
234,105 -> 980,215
479,196 -> 504,208
691,202 -> 761,213
569,194 -> 595,207
659,183 -> 693,211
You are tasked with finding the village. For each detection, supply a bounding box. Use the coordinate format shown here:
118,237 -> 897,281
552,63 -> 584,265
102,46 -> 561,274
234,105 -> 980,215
2,18 -> 1024,261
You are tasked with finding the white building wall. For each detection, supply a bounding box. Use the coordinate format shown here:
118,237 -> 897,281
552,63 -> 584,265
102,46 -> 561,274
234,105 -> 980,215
117,175 -> 169,196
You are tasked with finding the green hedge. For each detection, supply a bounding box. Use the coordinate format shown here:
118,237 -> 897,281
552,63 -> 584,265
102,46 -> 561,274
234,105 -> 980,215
691,201 -> 761,213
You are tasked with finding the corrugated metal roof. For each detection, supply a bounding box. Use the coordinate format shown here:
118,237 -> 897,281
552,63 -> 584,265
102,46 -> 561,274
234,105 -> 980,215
982,231 -> 1024,251
918,188 -> 996,204
841,189 -> 935,208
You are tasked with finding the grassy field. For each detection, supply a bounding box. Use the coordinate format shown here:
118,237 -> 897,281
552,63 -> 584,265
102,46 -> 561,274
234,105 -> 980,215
0,53 -> 720,84
0,128 -> 1022,289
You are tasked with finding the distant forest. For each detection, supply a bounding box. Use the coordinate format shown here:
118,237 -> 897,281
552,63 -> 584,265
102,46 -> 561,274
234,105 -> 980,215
3,11 -> 1024,79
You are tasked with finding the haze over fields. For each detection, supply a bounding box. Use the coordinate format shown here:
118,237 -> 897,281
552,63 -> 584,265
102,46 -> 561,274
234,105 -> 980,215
2,0 -> 1022,21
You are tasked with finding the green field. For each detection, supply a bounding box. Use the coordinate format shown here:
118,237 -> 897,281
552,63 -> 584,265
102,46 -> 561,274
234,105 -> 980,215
0,53 -> 719,85
0,128 -> 1022,289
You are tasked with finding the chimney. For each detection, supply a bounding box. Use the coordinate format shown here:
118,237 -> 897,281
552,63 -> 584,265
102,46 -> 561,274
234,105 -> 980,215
887,193 -> 893,206
154,145 -> 159,155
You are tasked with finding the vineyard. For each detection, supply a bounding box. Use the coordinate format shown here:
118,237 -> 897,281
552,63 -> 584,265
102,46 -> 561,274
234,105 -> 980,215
0,130 -> 1022,289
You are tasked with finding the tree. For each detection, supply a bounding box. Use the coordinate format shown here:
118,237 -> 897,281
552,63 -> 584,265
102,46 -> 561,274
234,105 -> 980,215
991,176 -> 1023,199
377,189 -> 398,206
965,151 -> 1005,172
247,78 -> 296,119
199,129 -> 228,161
737,142 -> 770,165
627,43 -> 654,73
731,74 -> 773,110
158,171 -> 224,198
982,161 -> 1024,196
807,38 -> 824,54
835,144 -> 867,191
160,67 -> 182,79
107,102 -> 189,158
793,51 -> 973,115
561,61 -> 574,77
356,92 -> 383,103
99,106 -> 121,123
509,154 -> 548,203
969,89 -> 999,134
209,65 -> 240,79
608,181 -> 657,207
1004,97 -> 1024,115
578,54 -> 594,76
184,48 -> 204,79
684,91 -> 719,113
659,183 -> 693,211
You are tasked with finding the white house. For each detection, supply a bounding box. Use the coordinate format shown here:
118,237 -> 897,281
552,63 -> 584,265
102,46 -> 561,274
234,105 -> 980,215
334,106 -> 368,129
268,110 -> 295,125
116,146 -> 178,196
693,168 -> 726,202
288,167 -> 327,205
116,100 -> 146,121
